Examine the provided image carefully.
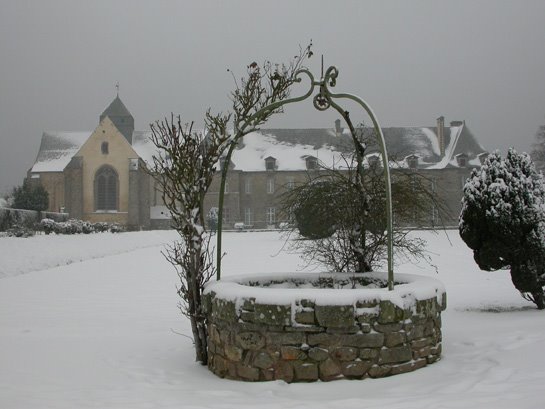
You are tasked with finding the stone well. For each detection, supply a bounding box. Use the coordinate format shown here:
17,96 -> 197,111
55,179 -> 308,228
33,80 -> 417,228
203,272 -> 446,382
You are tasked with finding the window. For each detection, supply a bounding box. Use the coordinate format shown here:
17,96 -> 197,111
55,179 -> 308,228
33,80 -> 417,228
432,205 -> 439,227
286,177 -> 295,190
368,155 -> 380,168
306,156 -> 318,170
222,207 -> 230,223
478,152 -> 489,165
266,207 -> 276,224
410,174 -> 418,192
220,157 -> 231,171
101,141 -> 109,155
245,178 -> 251,194
267,178 -> 275,194
95,165 -> 118,211
244,208 -> 252,225
153,184 -> 159,206
265,157 -> 276,171
430,178 -> 437,193
288,207 -> 295,222
406,155 -> 418,169
456,153 -> 468,168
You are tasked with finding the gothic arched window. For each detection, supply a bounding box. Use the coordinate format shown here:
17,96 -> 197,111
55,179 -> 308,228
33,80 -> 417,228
94,165 -> 118,211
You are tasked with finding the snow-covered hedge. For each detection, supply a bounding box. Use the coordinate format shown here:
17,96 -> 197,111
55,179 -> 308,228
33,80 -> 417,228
39,218 -> 124,235
0,207 -> 68,232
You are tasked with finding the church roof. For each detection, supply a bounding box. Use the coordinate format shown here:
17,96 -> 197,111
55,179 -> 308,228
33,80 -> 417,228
100,95 -> 133,119
30,131 -> 90,172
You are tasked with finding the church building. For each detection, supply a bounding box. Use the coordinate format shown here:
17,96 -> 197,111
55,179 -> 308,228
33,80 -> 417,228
29,96 -> 151,228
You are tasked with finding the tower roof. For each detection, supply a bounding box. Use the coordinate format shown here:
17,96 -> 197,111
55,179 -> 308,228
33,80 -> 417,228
100,95 -> 133,119
99,95 -> 135,144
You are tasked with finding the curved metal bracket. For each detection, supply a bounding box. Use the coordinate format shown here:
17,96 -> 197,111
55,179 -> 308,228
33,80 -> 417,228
216,66 -> 394,291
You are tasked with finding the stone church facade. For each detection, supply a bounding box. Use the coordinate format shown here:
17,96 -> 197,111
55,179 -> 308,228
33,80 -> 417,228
29,96 -> 150,228
28,97 -> 488,229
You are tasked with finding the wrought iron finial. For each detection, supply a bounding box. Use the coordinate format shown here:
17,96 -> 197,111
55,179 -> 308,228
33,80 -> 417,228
321,55 -> 324,79
115,81 -> 120,97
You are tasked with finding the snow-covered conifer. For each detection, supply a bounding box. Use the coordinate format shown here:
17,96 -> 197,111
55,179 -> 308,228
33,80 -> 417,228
459,148 -> 545,308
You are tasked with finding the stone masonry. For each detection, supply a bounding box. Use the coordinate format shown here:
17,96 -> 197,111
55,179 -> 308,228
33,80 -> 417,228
204,289 -> 446,382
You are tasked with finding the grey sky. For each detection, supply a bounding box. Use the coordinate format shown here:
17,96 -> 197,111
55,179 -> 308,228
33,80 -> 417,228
1,0 -> 545,195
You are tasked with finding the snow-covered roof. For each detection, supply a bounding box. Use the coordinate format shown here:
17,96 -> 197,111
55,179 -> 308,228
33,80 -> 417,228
31,131 -> 90,173
131,131 -> 157,165
230,123 -> 486,171
230,131 -> 343,171
30,121 -> 487,173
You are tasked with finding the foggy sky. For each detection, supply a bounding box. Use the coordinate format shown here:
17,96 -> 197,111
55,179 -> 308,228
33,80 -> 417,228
2,0 -> 545,195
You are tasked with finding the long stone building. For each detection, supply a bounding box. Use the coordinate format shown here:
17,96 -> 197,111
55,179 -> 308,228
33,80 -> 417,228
28,96 -> 487,229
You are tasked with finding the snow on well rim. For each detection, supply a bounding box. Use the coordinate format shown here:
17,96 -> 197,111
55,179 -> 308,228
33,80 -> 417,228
204,271 -> 446,309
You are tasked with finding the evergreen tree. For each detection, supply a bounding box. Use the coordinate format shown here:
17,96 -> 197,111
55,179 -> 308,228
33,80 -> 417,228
459,148 -> 545,309
11,179 -> 49,211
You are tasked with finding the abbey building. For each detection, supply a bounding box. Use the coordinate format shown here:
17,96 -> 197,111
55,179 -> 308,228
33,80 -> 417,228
28,96 -> 488,229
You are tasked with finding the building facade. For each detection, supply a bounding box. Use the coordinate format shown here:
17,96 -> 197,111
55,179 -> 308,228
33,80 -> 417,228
28,97 -> 487,229
29,96 -> 150,228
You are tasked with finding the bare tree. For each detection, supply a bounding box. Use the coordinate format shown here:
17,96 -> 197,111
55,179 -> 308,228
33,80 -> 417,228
281,127 -> 447,273
149,44 -> 313,364
150,113 -> 231,363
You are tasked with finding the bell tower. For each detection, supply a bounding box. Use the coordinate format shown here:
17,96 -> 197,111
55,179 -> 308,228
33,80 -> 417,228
100,87 -> 135,144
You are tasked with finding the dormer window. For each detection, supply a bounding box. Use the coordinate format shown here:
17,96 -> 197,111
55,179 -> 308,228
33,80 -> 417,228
220,157 -> 233,171
265,156 -> 276,171
456,153 -> 468,168
367,155 -> 380,169
101,141 -> 109,155
406,154 -> 419,170
305,156 -> 319,170
478,152 -> 489,165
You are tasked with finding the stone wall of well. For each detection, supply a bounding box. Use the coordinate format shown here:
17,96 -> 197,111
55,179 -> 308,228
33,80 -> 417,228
204,291 -> 446,382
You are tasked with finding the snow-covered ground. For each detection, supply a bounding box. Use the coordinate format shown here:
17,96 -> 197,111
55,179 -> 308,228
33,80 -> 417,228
1,230 -> 544,408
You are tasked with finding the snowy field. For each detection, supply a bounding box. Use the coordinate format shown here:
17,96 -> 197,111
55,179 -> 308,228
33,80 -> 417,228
1,230 -> 544,409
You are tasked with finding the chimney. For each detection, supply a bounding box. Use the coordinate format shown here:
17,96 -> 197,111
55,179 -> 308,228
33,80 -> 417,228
436,116 -> 445,157
335,119 -> 343,136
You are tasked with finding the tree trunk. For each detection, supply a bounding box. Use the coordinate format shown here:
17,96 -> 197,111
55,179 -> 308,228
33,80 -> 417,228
510,264 -> 545,310
188,293 -> 208,363
532,292 -> 545,310
188,253 -> 208,364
